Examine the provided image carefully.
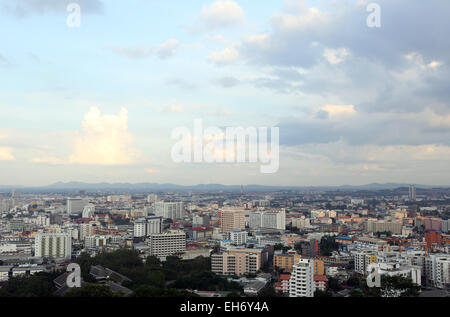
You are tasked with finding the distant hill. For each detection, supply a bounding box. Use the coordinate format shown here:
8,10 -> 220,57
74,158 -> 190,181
1,181 -> 447,193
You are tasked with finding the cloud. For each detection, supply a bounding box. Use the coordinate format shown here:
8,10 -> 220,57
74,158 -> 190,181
194,0 -> 245,31
30,156 -> 65,165
212,76 -> 241,87
69,107 -> 136,165
0,54 -> 12,67
279,106 -> 450,147
323,48 -> 350,65
203,34 -> 227,44
108,39 -> 180,59
208,46 -> 239,65
166,78 -> 197,89
319,104 -> 356,118
144,168 -> 159,174
150,39 -> 180,59
0,147 -> 14,161
158,103 -> 184,113
1,0 -> 104,17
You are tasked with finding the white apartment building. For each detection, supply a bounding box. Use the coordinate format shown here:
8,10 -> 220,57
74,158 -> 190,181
367,219 -> 403,235
85,235 -> 108,249
133,216 -> 162,238
79,223 -> 93,241
150,230 -> 186,259
154,202 -> 184,220
229,229 -> 248,245
291,216 -> 310,229
425,254 -> 450,289
33,215 -> 50,227
353,249 -> 378,274
34,232 -> 72,259
289,258 -> 314,297
249,209 -> 285,230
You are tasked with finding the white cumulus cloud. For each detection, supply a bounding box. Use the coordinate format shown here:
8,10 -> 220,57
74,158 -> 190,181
69,107 -> 136,165
0,147 -> 14,161
196,0 -> 245,31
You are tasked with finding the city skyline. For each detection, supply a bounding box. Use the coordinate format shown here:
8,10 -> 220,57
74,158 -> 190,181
1,0 -> 449,187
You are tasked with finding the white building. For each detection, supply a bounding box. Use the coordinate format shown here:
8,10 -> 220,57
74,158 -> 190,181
353,249 -> 378,274
82,204 -> 95,218
67,198 -> 88,215
133,216 -> 162,238
291,216 -> 310,229
289,258 -> 314,297
34,232 -> 72,259
425,254 -> 450,289
249,209 -> 285,230
79,223 -> 93,241
154,202 -> 184,220
229,229 -> 248,245
150,230 -> 186,259
85,235 -> 108,249
0,266 -> 10,281
377,262 -> 422,285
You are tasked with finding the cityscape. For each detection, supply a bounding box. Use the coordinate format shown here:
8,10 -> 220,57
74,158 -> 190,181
0,0 -> 449,308
0,184 -> 449,298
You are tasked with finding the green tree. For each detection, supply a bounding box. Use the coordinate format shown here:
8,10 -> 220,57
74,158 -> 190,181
63,283 -> 120,297
319,236 -> 339,256
0,273 -> 57,297
314,290 -> 332,297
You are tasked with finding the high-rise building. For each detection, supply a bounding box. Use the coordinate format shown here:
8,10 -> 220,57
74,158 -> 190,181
34,232 -> 72,259
211,248 -> 263,276
409,185 -> 416,201
149,230 -> 186,259
134,216 -> 162,237
220,208 -> 246,233
289,258 -> 314,297
67,198 -> 88,215
367,219 -> 403,235
425,254 -> 450,289
249,209 -> 286,230
353,250 -> 378,274
229,229 -> 248,245
154,202 -> 184,220
79,223 -> 93,241
85,235 -> 108,249
273,252 -> 302,272
193,214 -> 211,227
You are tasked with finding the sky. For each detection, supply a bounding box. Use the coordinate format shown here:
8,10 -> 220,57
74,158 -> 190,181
0,0 -> 449,187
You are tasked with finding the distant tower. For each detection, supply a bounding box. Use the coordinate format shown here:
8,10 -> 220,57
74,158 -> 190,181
240,184 -> 244,194
409,185 -> 416,201
11,189 -> 17,198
